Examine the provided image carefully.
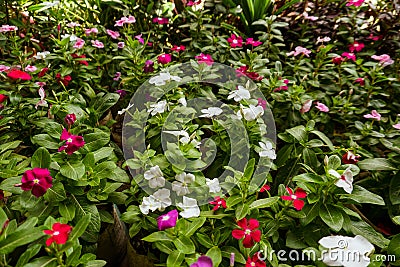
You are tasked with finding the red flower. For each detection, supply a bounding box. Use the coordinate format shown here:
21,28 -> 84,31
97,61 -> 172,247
342,151 -> 361,164
0,190 -> 3,200
171,45 -> 185,52
281,187 -> 307,210
64,113 -> 76,125
0,94 -> 7,103
58,129 -> 85,155
209,196 -> 227,211
38,67 -> 49,78
232,218 -> 261,248
236,66 -> 263,81
56,73 -> 72,86
7,69 -> 31,80
157,54 -> 172,65
246,253 -> 266,267
367,33 -> 383,41
153,17 -> 169,24
71,53 -> 89,66
354,78 -> 365,86
43,222 -> 72,246
348,41 -> 364,52
227,34 -> 243,48
20,168 -> 53,198
332,56 -> 344,65
195,53 -> 214,65
260,184 -> 270,192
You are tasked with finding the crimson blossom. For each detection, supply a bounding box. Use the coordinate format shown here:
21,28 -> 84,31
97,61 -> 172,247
227,34 -> 243,48
342,151 -> 361,164
20,168 -> 53,197
7,69 -> 31,80
246,253 -> 266,267
58,129 -> 85,155
209,196 -> 227,211
281,187 -> 307,210
232,218 -> 261,248
44,222 -> 73,246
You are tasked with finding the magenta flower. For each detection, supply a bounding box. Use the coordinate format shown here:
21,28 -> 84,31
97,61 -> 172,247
84,28 -> 98,36
190,256 -> 213,267
73,38 -> 85,49
113,72 -> 121,81
393,123 -> 400,130
342,151 -> 361,164
342,52 -> 356,62
115,15 -> 136,26
354,78 -> 365,86
257,98 -> 267,110
281,187 -> 307,210
7,69 -> 32,80
58,129 -> 85,155
157,54 -> 172,65
332,56 -> 344,65
106,29 -> 120,39
153,17 -> 169,25
227,34 -> 243,48
91,40 -> 104,48
20,168 -> 53,198
209,196 -> 227,211
274,79 -> 289,92
364,110 -> 381,121
143,60 -> 154,73
245,38 -> 262,47
371,54 -> 394,67
287,46 -> 311,57
25,65 -> 37,72
346,0 -> 364,6
171,45 -> 185,52
315,102 -> 329,112
300,100 -> 313,114
195,53 -> 214,65
157,210 -> 178,231
116,90 -> 127,98
117,42 -> 125,49
0,25 -> 18,32
44,223 -> 72,246
64,113 -> 76,125
135,34 -> 144,44
348,41 -> 364,52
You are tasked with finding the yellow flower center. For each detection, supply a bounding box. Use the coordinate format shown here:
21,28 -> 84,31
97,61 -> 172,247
33,179 -> 39,184
67,138 -> 73,143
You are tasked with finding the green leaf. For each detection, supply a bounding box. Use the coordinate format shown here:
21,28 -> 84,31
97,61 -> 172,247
45,180 -> 67,202
31,134 -> 59,150
319,204 -> 343,232
173,235 -> 195,254
196,233 -> 214,248
185,217 -> 206,237
59,202 -> 76,221
340,185 -> 385,205
15,244 -> 42,267
90,93 -> 120,118
310,130 -> 334,151
85,260 -> 107,267
388,234 -> 400,259
221,246 -> 246,264
84,130 -> 110,152
300,202 -> 320,225
93,161 -> 117,179
293,173 -> 325,184
390,172 -> 400,205
71,196 -> 100,242
0,207 -> 8,228
167,250 -> 185,267
358,158 -> 397,171
328,155 -> 341,170
235,203 -> 249,220
0,228 -> 45,254
286,125 -> 307,143
31,147 -> 51,169
142,231 -> 174,242
350,221 -> 389,248
249,197 -> 279,209
206,246 -> 222,266
23,257 -> 57,267
92,147 -> 114,163
0,141 -> 22,154
60,161 -> 85,180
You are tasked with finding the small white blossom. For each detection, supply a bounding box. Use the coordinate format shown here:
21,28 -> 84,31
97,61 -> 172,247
316,36 -> 331,44
152,188 -> 172,211
178,97 -> 187,107
328,167 -> 354,194
144,165 -> 165,189
206,178 -> 221,193
61,34 -> 78,42
163,130 -> 190,144
118,103 -> 134,115
172,172 -> 195,196
139,196 -> 160,215
33,51 -> 50,60
258,141 -> 276,159
228,85 -> 251,102
200,107 -> 223,118
237,104 -> 264,121
177,196 -> 200,218
149,72 -> 181,86
148,100 -> 168,116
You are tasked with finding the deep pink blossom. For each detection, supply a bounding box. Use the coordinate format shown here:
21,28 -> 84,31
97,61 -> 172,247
364,110 -> 381,121
342,151 -> 360,164
84,28 -> 98,36
157,54 -> 172,65
227,34 -> 243,48
236,66 -> 263,81
342,52 -> 356,61
58,129 -> 85,155
195,53 -> 214,65
260,184 -> 270,192
287,46 -> 311,57
64,113 -> 76,125
7,69 -> 32,80
38,67 -> 49,77
332,56 -> 344,65
367,33 -> 383,41
44,223 -> 72,246
118,42 -> 125,49
135,34 -> 144,44
113,72 -> 121,81
91,40 -> 104,48
157,210 -> 178,231
56,73 -> 72,86
190,256 -> 213,267
315,102 -> 329,112
71,54 -> 88,66
153,17 -> 169,24
354,78 -> 365,86
73,38 -> 85,49
348,41 -> 364,52
171,45 -> 185,52
143,60 -> 154,73
346,0 -> 364,6
245,38 -> 262,47
257,98 -> 267,110
20,168 -> 53,198
106,29 -> 120,39
281,187 -> 307,210
209,196 -> 227,211
246,253 -> 266,267
115,15 -> 136,26
300,100 -> 313,114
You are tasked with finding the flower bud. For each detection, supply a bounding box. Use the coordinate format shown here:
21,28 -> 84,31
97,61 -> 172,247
64,113 -> 76,125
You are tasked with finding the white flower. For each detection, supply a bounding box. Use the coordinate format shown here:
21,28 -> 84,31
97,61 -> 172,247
191,139 -> 201,149
206,178 -> 221,193
33,51 -> 50,60
149,72 -> 181,86
178,97 -> 187,106
237,104 -> 264,121
35,87 -> 47,109
172,172 -> 195,196
228,85 -> 251,102
152,188 -> 172,210
163,130 -> 190,144
200,107 -> 223,118
318,235 -> 374,267
148,100 -> 168,116
42,1 -> 60,9
118,103 -> 134,115
61,34 -> 78,42
316,36 -> 331,44
139,196 -> 160,215
144,166 -> 165,189
177,196 -> 200,218
328,167 -> 353,193
258,141 -> 276,159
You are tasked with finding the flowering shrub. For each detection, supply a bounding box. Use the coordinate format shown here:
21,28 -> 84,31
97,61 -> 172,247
0,0 -> 399,266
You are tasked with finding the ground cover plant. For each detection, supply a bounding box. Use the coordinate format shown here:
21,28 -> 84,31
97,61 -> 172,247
0,0 -> 399,266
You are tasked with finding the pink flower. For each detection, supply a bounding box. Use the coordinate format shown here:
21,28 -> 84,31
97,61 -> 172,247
332,56 -> 344,65
187,0 -> 202,6
64,113 -> 76,125
354,78 -> 365,86
367,33 -> 383,41
20,168 -> 53,198
58,129 -> 85,155
342,151 -> 361,164
35,87 -> 47,109
393,123 -> 400,130
116,90 -> 127,98
245,38 -> 262,47
153,17 -> 169,25
371,54 -> 394,67
7,69 -> 32,80
346,0 -> 364,6
232,218 -> 261,248
260,184 -> 270,192
236,66 -> 263,81
118,42 -> 125,49
227,34 -> 243,48
106,29 -> 120,39
71,54 -> 88,66
157,210 -> 178,231
257,98 -> 267,110
348,41 -> 365,52
0,65 -> 10,72
135,34 -> 144,44
0,25 -> 18,32
364,110 -> 381,121
315,102 -> 329,112
300,100 -> 313,114
190,256 -> 213,267
73,38 -> 85,49
0,94 -> 7,104
157,54 -> 172,65
303,12 -> 318,21
342,52 -> 356,62
24,65 -> 37,72
84,28 -> 98,36
287,46 -> 311,57
66,22 -> 80,28
91,40 -> 104,48
115,15 -> 136,26
44,223 -> 72,246
209,196 -> 227,211
281,187 -> 307,210
274,79 -> 289,92
195,53 -> 214,65
113,72 -> 121,81
171,45 -> 185,52
56,73 -> 72,86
